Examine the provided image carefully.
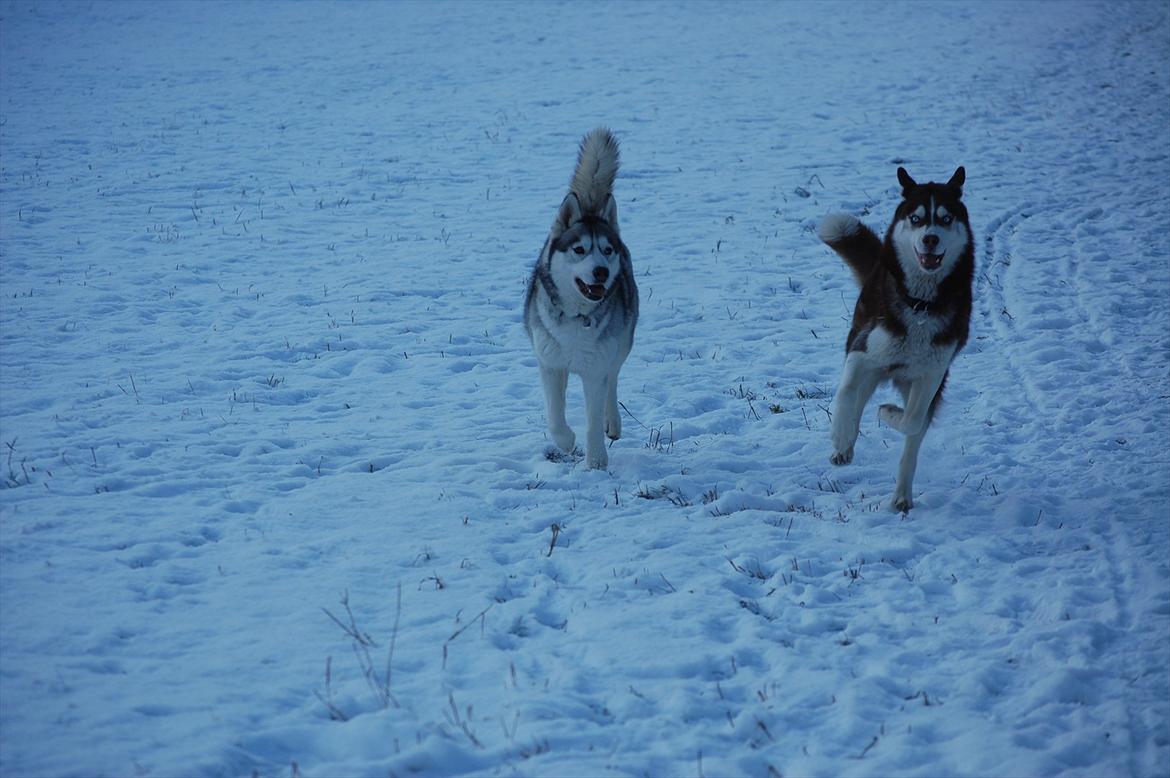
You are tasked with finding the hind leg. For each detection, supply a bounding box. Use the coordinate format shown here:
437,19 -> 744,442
540,367 -> 575,453
830,354 -> 880,465
604,368 -> 621,440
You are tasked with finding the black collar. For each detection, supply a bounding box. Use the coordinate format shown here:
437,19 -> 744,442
888,261 -> 941,314
893,275 -> 941,314
901,289 -> 939,314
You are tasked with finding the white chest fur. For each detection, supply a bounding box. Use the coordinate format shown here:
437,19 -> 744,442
863,314 -> 957,378
531,300 -> 620,376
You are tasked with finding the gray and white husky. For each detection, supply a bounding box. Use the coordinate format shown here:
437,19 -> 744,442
524,127 -> 638,470
817,167 -> 974,511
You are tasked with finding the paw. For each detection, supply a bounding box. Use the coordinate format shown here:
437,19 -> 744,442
543,446 -> 581,464
891,491 -> 913,512
605,416 -> 621,441
830,447 -> 853,466
830,423 -> 858,463
878,403 -> 904,430
585,447 -> 609,471
550,425 -> 576,454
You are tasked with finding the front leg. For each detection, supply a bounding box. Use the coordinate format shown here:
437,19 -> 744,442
830,354 -> 880,465
581,372 -> 609,470
539,366 -> 575,453
604,368 -> 622,440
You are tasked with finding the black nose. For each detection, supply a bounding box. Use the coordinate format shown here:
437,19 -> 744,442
922,234 -> 940,251
592,266 -> 609,283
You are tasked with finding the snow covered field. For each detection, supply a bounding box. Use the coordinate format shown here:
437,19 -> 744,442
1,1 -> 1168,776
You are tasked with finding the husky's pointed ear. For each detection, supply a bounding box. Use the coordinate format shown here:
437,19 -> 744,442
897,167 -> 917,195
554,193 -> 583,235
600,194 -> 619,230
947,166 -> 965,194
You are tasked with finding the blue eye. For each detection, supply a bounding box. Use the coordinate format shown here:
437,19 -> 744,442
940,215 -> 953,226
909,214 -> 922,226
602,247 -> 613,256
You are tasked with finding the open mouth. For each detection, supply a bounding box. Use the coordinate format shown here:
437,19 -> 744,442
916,251 -> 944,271
575,278 -> 607,301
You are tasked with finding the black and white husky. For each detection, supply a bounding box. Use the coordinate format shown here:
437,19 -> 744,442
524,128 -> 638,470
817,167 -> 973,511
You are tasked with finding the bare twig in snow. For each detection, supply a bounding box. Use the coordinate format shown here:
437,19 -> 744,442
547,523 -> 561,557
442,602 -> 494,669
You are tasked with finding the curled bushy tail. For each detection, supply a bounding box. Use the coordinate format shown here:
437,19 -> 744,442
817,213 -> 881,287
569,127 -> 620,215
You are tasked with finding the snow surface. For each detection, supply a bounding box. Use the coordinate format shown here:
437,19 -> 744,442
1,1 -> 1168,776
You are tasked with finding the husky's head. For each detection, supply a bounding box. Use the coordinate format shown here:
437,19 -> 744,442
547,192 -> 625,308
891,167 -> 969,279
